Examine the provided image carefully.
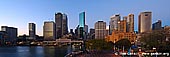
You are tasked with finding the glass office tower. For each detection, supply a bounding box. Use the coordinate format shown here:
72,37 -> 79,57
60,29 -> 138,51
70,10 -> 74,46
78,12 -> 85,39
79,12 -> 86,52
79,12 -> 85,28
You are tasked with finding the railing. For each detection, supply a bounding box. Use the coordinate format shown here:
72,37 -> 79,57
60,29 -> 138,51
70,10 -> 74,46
43,39 -> 83,43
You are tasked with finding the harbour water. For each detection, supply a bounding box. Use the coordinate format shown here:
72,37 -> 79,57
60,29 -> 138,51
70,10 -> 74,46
0,46 -> 72,57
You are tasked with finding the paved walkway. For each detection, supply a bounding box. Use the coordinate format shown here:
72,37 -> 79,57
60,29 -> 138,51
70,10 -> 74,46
76,53 -> 121,57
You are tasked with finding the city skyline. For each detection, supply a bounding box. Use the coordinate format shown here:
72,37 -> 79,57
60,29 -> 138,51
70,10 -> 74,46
0,0 -> 170,36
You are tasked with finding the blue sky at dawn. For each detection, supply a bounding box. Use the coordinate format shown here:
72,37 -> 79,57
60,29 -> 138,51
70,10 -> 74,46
0,0 -> 170,36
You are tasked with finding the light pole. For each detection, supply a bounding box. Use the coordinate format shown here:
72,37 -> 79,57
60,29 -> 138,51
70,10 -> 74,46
114,41 -> 115,52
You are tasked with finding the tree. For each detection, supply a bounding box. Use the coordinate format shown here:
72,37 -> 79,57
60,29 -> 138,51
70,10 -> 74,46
85,39 -> 113,51
115,38 -> 131,50
140,30 -> 170,52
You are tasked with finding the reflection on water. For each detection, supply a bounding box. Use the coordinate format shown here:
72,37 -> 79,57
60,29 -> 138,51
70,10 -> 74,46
0,46 -> 71,57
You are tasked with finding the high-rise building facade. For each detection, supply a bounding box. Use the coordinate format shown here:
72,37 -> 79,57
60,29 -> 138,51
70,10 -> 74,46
152,20 -> 162,30
1,26 -> 17,44
55,12 -> 63,38
127,14 -> 134,32
95,21 -> 106,39
0,31 -> 8,45
118,20 -> 127,32
28,23 -> 36,40
75,25 -> 79,38
110,14 -> 121,34
106,13 -> 136,43
84,25 -> 88,40
84,25 -> 88,35
138,12 -> 152,33
78,12 -> 85,39
62,14 -> 68,36
105,29 -> 109,36
89,28 -> 95,39
79,12 -> 85,28
55,12 -> 68,39
43,21 -> 56,40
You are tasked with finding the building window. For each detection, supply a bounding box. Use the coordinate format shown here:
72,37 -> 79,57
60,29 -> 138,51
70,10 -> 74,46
145,14 -> 148,16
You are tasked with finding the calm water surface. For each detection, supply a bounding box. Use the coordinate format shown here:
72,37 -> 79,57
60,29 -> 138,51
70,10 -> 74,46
0,46 -> 72,57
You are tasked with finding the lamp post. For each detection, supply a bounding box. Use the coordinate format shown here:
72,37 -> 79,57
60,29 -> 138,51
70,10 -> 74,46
114,41 -> 115,52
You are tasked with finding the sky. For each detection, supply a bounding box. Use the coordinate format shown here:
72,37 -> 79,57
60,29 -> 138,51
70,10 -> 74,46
0,0 -> 170,36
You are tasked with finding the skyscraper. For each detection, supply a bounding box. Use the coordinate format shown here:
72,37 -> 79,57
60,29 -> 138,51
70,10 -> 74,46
106,14 -> 136,43
89,28 -> 95,39
95,21 -> 106,39
127,14 -> 134,32
29,23 -> 36,40
110,14 -> 121,34
118,20 -> 127,32
62,14 -> 68,36
55,12 -> 68,39
79,12 -> 85,28
43,21 -> 56,40
84,25 -> 88,35
1,26 -> 17,44
84,25 -> 88,40
138,11 -> 152,33
78,12 -> 85,39
55,12 -> 63,38
75,25 -> 79,38
152,20 -> 162,30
